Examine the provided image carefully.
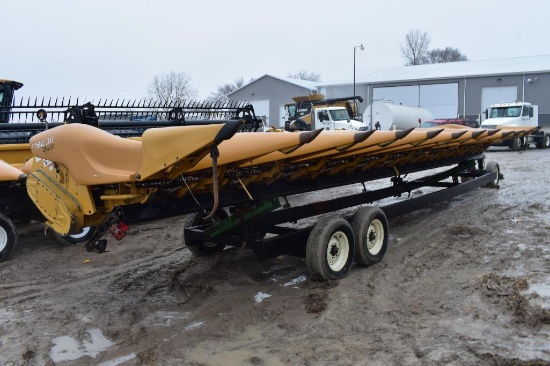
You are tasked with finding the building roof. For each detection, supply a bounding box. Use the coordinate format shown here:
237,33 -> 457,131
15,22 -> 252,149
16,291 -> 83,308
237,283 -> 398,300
229,74 -> 318,96
321,54 -> 550,87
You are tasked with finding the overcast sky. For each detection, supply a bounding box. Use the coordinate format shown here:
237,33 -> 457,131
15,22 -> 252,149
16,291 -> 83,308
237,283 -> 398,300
3,0 -> 549,101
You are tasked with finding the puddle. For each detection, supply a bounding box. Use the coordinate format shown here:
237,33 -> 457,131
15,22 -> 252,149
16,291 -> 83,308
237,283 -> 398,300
187,325 -> 286,366
49,328 -> 114,363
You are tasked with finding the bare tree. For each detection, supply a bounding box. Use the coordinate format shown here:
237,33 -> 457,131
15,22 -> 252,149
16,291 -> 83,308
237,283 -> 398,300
287,70 -> 321,82
400,30 -> 431,66
207,77 -> 248,102
426,47 -> 468,64
147,71 -> 198,105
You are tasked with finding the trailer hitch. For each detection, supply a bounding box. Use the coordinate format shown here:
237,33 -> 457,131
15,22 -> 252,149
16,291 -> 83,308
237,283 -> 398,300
85,207 -> 128,253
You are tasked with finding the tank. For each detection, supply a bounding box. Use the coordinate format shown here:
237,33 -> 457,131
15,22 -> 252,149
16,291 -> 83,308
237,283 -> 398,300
364,101 -> 434,130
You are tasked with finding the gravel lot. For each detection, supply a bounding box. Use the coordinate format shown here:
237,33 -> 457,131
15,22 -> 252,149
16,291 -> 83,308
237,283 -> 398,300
1,147 -> 549,366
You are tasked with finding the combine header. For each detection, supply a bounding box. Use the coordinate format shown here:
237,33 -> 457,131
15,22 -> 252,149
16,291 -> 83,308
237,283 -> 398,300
0,79 -> 539,282
20,120 -> 537,280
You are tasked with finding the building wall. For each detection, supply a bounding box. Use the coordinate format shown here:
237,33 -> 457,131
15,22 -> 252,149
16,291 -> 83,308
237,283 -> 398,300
322,71 -> 550,127
229,76 -> 314,128
464,73 -> 550,126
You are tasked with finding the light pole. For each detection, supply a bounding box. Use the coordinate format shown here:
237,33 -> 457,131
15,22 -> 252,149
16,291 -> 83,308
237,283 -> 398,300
354,44 -> 364,118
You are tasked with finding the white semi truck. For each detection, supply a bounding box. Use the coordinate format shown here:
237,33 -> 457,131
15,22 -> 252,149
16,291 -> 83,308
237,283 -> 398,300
481,101 -> 550,150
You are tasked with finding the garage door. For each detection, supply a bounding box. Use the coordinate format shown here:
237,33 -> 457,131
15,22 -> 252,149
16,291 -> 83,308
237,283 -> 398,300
251,99 -> 269,125
373,83 -> 458,118
481,86 -> 518,121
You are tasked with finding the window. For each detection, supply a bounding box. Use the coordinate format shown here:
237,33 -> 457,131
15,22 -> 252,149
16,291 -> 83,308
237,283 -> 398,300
329,109 -> 350,121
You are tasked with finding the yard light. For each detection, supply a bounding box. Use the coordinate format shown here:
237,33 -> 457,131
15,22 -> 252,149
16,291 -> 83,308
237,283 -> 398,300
354,44 -> 364,118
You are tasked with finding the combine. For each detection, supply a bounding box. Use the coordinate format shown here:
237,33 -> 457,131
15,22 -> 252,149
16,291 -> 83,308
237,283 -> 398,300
0,79 -> 263,260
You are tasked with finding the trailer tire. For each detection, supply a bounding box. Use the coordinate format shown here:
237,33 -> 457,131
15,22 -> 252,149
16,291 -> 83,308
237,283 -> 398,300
352,207 -> 389,266
306,217 -> 355,281
183,209 -> 228,257
485,161 -> 500,188
54,226 -> 95,246
510,137 -> 524,151
536,133 -> 550,149
0,213 -> 17,261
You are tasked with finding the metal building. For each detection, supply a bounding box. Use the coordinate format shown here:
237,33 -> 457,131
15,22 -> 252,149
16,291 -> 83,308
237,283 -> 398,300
229,75 -> 317,128
318,55 -> 550,129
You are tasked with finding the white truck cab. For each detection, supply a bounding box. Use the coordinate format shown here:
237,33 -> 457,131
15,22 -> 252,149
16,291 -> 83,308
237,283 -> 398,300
481,101 -> 549,150
313,107 -> 368,131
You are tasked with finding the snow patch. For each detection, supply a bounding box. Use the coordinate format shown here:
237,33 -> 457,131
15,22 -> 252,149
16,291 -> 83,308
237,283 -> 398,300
283,275 -> 306,287
185,321 -> 206,331
255,292 -> 272,303
98,353 -> 136,366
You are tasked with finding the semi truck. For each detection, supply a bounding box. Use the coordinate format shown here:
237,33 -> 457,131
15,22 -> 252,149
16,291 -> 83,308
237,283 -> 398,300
284,94 -> 368,131
480,101 -> 550,150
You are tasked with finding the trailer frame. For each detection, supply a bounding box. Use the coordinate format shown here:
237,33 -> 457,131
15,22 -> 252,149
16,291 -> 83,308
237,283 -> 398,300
182,153 -> 499,281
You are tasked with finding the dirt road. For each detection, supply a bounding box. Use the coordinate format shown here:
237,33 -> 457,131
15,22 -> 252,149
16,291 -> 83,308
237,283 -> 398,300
1,148 -> 549,365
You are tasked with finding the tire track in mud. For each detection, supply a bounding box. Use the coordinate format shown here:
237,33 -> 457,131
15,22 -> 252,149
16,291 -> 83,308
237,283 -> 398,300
0,245 -> 187,306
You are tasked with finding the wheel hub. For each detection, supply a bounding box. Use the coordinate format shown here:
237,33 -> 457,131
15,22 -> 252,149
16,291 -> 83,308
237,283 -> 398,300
0,227 -> 7,253
366,220 -> 384,255
326,231 -> 349,271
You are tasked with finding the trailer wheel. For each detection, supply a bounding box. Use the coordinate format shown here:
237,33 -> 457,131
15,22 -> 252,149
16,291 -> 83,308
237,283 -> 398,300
183,209 -> 228,256
0,213 -> 17,261
306,217 -> 355,281
536,133 -> 550,149
352,207 -> 389,266
485,161 -> 500,188
54,226 -> 95,246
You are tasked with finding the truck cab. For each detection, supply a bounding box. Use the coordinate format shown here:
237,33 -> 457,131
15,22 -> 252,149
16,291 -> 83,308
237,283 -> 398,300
482,102 -> 537,129
314,107 -> 367,131
284,94 -> 367,131
481,101 -> 549,149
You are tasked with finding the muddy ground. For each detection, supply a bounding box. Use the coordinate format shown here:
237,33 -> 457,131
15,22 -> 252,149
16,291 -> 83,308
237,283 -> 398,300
1,148 -> 550,366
